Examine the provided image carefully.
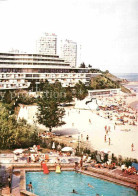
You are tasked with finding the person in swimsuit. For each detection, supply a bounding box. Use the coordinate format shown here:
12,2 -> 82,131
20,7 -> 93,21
71,189 -> 78,194
88,183 -> 94,188
28,182 -> 33,191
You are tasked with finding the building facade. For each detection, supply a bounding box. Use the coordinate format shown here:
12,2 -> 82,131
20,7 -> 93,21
36,33 -> 57,55
88,88 -> 121,97
0,52 -> 100,90
60,39 -> 77,68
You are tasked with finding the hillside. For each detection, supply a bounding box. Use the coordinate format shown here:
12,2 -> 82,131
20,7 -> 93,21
89,71 -> 131,93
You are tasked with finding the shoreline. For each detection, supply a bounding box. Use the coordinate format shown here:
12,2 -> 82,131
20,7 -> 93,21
125,81 -> 138,85
129,101 -> 138,110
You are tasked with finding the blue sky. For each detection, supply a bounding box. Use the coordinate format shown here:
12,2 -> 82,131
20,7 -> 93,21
0,0 -> 137,73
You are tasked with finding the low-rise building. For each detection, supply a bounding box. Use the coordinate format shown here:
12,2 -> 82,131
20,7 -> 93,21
0,52 -> 101,90
88,88 -> 121,97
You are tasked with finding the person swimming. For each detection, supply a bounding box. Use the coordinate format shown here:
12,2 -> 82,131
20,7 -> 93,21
28,182 -> 33,191
71,189 -> 78,194
88,183 -> 94,188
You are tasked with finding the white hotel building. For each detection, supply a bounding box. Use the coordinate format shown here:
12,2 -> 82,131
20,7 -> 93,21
60,39 -> 77,68
36,33 -> 57,55
0,52 -> 101,90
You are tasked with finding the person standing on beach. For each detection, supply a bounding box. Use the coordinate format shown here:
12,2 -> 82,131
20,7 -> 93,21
104,135 -> 106,142
86,135 -> 89,141
109,137 -> 111,145
131,143 -> 134,151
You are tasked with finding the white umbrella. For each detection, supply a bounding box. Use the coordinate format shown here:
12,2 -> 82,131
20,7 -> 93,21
52,142 -> 55,149
100,149 -> 110,154
13,149 -> 24,154
61,147 -> 73,152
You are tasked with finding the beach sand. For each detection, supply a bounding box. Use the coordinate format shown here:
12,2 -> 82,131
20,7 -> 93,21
56,106 -> 138,160
18,94 -> 138,160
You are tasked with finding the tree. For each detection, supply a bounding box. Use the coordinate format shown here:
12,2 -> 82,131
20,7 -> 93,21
38,80 -> 73,104
88,64 -> 92,68
37,99 -> 65,132
79,62 -> 86,68
65,86 -> 73,103
0,103 -> 40,149
74,81 -> 88,100
3,90 -> 13,104
90,75 -> 120,90
37,81 -> 66,132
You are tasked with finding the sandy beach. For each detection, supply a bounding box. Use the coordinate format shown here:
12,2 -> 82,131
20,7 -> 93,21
18,94 -> 138,160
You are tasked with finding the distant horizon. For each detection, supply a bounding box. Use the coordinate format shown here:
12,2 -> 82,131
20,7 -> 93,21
113,73 -> 138,74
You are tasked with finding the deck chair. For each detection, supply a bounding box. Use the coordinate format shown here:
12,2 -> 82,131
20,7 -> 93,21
96,155 -> 102,163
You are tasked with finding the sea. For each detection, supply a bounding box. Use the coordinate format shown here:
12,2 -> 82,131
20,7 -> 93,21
114,73 -> 138,82
114,73 -> 138,93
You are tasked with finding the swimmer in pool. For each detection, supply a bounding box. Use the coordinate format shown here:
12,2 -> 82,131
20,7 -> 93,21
28,182 -> 33,191
71,189 -> 78,194
88,183 -> 94,188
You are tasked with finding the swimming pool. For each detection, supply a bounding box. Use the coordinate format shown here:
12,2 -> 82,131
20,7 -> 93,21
26,171 -> 137,196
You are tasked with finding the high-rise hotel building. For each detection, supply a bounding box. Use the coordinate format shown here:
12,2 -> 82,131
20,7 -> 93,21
60,40 -> 77,68
36,33 -> 57,55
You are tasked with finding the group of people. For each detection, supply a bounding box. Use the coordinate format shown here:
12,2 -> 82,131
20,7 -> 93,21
74,157 -> 83,172
104,125 -> 111,145
97,95 -> 137,127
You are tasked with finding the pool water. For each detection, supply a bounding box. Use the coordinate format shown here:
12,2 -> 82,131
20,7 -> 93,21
26,171 -> 137,196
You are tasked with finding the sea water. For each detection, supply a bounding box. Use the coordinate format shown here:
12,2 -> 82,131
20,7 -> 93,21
26,171 -> 137,196
114,73 -> 138,93
114,73 -> 138,82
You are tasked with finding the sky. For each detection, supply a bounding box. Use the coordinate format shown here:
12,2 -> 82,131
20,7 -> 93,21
0,0 -> 138,73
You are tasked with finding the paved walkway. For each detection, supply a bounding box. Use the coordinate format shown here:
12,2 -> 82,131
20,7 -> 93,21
0,165 -> 12,196
11,174 -> 20,196
82,169 -> 137,189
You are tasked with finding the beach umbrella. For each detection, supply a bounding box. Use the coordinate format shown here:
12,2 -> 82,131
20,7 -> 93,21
52,142 -> 55,149
100,149 -> 110,154
61,147 -> 73,152
13,149 -> 24,154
